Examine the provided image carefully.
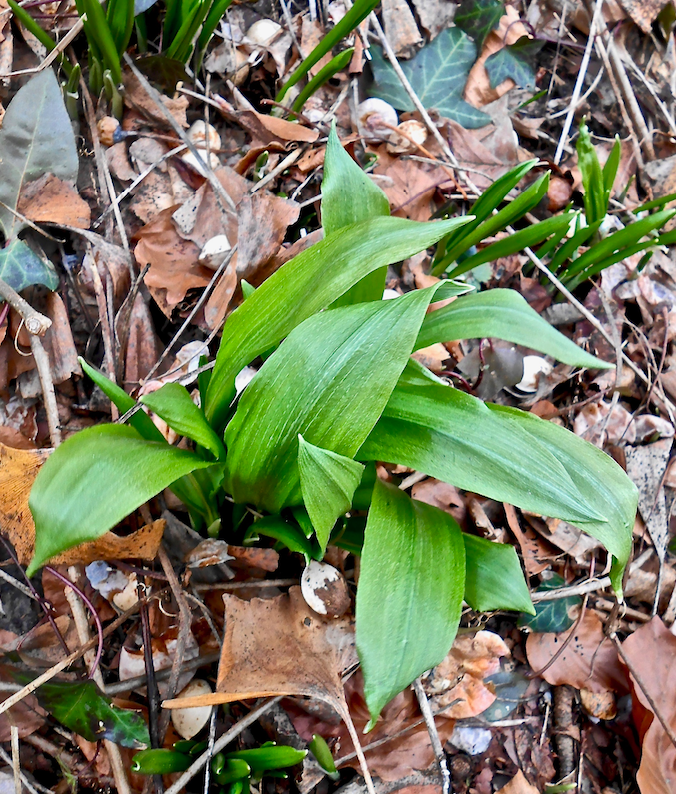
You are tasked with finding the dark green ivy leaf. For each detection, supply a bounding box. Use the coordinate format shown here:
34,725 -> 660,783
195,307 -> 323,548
485,36 -> 544,89
455,0 -> 504,50
369,28 -> 491,129
22,678 -> 149,748
518,573 -> 581,633
0,239 -> 58,292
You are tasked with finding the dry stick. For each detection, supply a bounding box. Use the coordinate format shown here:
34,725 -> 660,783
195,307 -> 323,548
64,565 -> 132,794
29,333 -> 62,445
157,544 -> 193,741
11,725 -> 20,794
2,15 -> 84,77
163,698 -> 284,794
609,631 -> 676,750
0,745 -> 41,794
105,651 -> 221,696
0,277 -> 51,335
412,678 -> 450,794
553,0 -> 604,165
123,53 -> 236,214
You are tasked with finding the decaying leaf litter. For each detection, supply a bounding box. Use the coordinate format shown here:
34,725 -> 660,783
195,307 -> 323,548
1,0 -> 676,791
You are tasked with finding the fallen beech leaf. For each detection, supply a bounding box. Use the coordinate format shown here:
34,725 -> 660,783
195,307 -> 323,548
495,770 -> 539,794
18,173 -> 91,229
235,111 -> 319,145
123,71 -> 189,128
525,611 -> 627,694
617,0 -> 669,32
580,688 -> 617,720
410,478 -> 466,525
0,441 -> 165,564
622,617 -> 676,794
382,0 -> 422,57
226,544 -> 279,572
423,630 -> 509,718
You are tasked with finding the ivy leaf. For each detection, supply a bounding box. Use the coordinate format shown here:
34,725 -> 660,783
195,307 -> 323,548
485,37 -> 544,89
0,238 -> 58,292
0,69 -> 78,242
369,28 -> 491,129
16,678 -> 149,748
518,574 -> 581,633
455,0 -> 505,50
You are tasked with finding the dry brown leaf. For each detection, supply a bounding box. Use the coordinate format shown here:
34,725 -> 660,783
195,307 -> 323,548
0,440 -> 165,564
410,478 -> 465,524
621,616 -> 676,794
18,174 -> 91,229
495,770 -> 540,794
381,0 -> 422,57
236,191 -> 300,280
424,630 -> 509,718
409,0 -> 454,39
580,688 -> 617,720
123,70 -> 189,128
164,587 -> 355,709
525,611 -> 627,694
617,0 -> 669,32
300,17 -> 333,77
124,293 -> 163,389
134,206 -> 210,316
226,544 -> 279,572
235,110 -> 319,145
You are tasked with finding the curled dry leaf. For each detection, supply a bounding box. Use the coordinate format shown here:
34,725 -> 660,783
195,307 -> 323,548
422,630 -> 509,718
525,611 -> 627,693
0,441 -> 165,565
495,770 -> 539,794
18,173 -> 91,229
622,616 -> 676,794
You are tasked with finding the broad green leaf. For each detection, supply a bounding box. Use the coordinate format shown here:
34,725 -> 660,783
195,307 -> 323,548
213,759 -> 251,785
356,479 -> 465,725
250,515 -> 314,558
79,357 -> 166,442
433,172 -> 551,275
140,382 -> 225,459
603,135 -> 621,196
577,118 -> 606,224
0,69 -> 78,241
205,214 -> 471,431
415,288 -> 612,370
359,360 -> 606,526
455,0 -> 504,50
518,573 -> 580,632
463,533 -> 534,614
369,29 -> 491,129
487,403 -> 636,592
276,0 -> 379,100
27,424 -> 212,575
447,212 -> 576,277
485,36 -> 543,89
28,679 -> 149,748
549,220 -> 601,274
132,749 -> 192,774
0,238 -> 58,292
322,123 -> 390,305
224,287 -> 439,512
298,435 -> 365,554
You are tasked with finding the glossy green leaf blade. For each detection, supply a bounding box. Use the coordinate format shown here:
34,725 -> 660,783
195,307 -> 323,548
358,361 -> 605,526
224,288 -> 438,512
369,28 -> 491,129
415,288 -> 612,369
226,745 -> 307,771
298,435 -> 365,553
205,214 -> 471,430
356,479 -> 465,724
32,680 -> 149,748
447,212 -> 575,277
577,118 -> 606,223
140,382 -> 225,458
79,357 -> 166,442
0,69 -> 78,241
486,403 -> 635,590
603,135 -> 621,196
28,424 -> 212,575
322,123 -> 389,235
0,238 -> 59,292
322,123 -> 390,305
463,533 -> 534,614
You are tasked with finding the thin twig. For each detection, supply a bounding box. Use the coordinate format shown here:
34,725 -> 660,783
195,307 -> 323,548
412,678 -> 451,794
157,544 -> 193,741
0,277 -> 51,335
0,746 -> 41,794
163,698 -> 283,794
123,53 -> 236,213
11,726 -> 20,794
29,334 -> 61,446
104,651 -> 220,696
